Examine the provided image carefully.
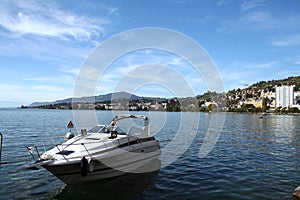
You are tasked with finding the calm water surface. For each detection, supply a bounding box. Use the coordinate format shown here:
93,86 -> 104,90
0,109 -> 299,199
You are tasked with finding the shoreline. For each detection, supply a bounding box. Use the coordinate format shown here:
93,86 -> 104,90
14,107 -> 300,115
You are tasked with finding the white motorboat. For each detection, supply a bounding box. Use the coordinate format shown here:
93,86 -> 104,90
25,114 -> 161,184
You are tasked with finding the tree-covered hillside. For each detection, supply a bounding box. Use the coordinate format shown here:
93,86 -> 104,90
244,76 -> 299,92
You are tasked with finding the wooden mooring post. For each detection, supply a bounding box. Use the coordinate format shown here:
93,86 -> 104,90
0,132 -> 8,165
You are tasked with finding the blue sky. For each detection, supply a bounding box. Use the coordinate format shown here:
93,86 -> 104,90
0,0 -> 299,107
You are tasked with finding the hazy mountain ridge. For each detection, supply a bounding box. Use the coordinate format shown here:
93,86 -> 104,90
28,76 -> 300,108
29,91 -> 166,107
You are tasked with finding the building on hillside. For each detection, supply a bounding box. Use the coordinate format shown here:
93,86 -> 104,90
244,99 -> 263,108
293,91 -> 300,109
204,101 -> 218,108
261,90 -> 275,99
275,85 -> 294,108
294,91 -> 300,104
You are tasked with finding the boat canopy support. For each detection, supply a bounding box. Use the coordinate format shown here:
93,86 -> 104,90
108,114 -> 149,136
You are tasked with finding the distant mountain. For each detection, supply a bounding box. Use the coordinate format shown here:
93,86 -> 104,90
29,101 -> 52,107
28,76 -> 300,108
28,91 -> 166,107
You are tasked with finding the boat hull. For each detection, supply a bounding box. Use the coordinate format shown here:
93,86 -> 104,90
43,142 -> 161,184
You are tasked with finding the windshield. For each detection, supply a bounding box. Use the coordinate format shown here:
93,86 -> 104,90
113,126 -> 127,135
88,125 -> 106,133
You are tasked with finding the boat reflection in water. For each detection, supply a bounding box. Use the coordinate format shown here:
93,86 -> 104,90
53,159 -> 161,200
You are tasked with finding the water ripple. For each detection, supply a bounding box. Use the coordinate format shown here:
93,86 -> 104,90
0,110 -> 299,199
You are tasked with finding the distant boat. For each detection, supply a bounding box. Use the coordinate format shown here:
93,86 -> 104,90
258,112 -> 267,119
25,114 -> 161,184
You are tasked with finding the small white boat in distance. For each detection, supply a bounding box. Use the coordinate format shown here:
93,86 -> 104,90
25,114 -> 161,184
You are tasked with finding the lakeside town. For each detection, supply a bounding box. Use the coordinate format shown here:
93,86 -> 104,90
26,76 -> 300,114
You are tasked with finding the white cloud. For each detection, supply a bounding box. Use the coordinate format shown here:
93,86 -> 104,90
0,0 -> 108,41
111,64 -> 197,97
58,65 -> 80,76
242,11 -> 269,23
0,101 -> 23,108
228,60 -> 279,71
244,61 -> 278,69
219,60 -> 282,90
277,69 -> 300,78
178,14 -> 215,24
24,74 -> 75,86
240,0 -> 264,12
31,85 -> 67,93
0,32 -> 96,66
285,56 -> 300,65
270,35 -> 300,47
167,0 -> 197,4
217,0 -> 226,7
0,83 -> 72,104
218,11 -> 273,32
218,9 -> 300,33
0,1 -> 120,104
92,51 -> 209,97
0,0 -> 118,64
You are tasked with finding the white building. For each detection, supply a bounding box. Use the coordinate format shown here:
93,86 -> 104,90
275,85 -> 294,108
293,91 -> 300,109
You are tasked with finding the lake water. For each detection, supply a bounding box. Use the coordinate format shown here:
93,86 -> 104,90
0,109 -> 299,199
